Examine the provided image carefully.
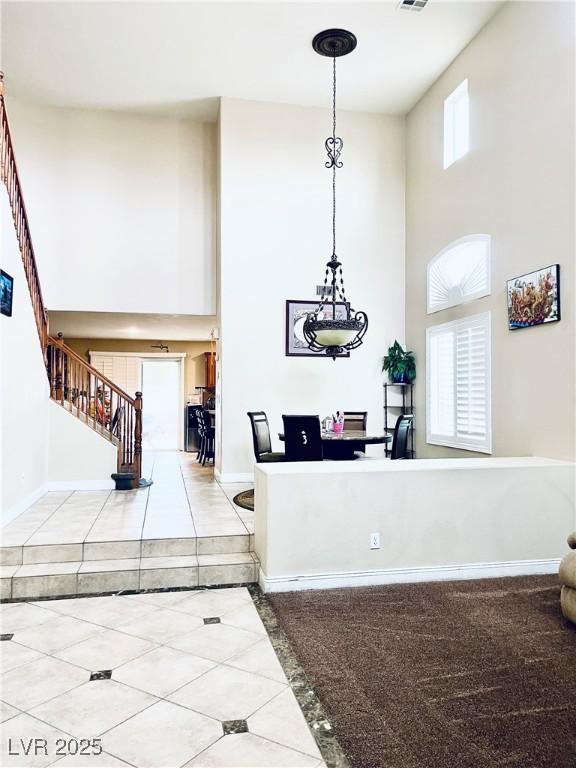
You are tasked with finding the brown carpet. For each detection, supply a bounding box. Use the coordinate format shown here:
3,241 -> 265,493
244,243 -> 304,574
268,575 -> 576,768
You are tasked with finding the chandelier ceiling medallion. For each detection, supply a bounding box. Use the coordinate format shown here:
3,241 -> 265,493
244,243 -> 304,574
303,29 -> 368,360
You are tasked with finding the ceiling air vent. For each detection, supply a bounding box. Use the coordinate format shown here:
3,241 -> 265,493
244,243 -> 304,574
398,0 -> 430,12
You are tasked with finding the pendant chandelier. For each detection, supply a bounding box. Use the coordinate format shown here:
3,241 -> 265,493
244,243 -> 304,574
303,29 -> 368,360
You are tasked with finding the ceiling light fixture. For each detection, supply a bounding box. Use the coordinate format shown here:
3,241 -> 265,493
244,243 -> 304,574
303,29 -> 368,360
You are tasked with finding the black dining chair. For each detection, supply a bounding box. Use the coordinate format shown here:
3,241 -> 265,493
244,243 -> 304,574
197,408 -> 215,465
354,414 -> 414,461
343,411 -> 367,431
247,412 -> 286,463
282,415 -> 323,462
390,414 -> 414,460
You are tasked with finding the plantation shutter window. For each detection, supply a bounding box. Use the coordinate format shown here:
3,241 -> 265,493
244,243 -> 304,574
426,312 -> 491,453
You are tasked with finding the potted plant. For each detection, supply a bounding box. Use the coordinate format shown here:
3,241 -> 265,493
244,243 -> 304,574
382,341 -> 416,384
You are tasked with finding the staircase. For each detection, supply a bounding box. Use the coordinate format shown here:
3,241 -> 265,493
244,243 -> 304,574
0,73 -> 144,488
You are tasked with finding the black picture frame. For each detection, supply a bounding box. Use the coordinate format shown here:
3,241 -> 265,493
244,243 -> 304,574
285,300 -> 350,358
0,270 -> 14,318
506,264 -> 560,330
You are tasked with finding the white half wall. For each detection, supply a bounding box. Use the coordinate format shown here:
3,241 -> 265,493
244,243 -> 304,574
0,188 -> 49,523
48,401 -> 117,489
255,457 -> 575,592
6,98 -> 217,316
218,98 -> 405,479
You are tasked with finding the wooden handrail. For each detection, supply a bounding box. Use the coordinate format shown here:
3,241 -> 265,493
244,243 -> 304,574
46,335 -> 143,483
49,335 -> 136,406
1,73 -> 143,487
0,73 -> 48,353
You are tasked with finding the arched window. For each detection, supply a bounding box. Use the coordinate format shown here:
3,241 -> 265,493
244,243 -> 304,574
427,234 -> 491,314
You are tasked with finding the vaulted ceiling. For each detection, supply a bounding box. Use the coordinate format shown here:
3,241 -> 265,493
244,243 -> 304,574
1,1 -> 503,120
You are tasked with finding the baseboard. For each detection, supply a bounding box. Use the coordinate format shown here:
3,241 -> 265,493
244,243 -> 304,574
216,471 -> 254,484
2,483 -> 50,525
47,479 -> 115,491
259,558 -> 562,593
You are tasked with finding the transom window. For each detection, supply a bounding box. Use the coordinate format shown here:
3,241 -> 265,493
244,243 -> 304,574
426,312 -> 491,454
444,79 -> 469,168
427,234 -> 491,314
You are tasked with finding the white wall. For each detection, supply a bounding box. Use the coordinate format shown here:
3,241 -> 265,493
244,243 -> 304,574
6,98 -> 217,316
0,189 -> 49,521
218,98 -> 405,479
255,458 -> 575,592
405,1 -> 575,460
48,402 -> 117,488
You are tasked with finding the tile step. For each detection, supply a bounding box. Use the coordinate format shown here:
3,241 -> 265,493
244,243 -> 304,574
0,552 -> 260,601
0,533 -> 254,566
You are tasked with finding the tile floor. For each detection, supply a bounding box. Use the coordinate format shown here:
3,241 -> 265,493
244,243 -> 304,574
0,587 -> 327,768
1,454 -> 257,600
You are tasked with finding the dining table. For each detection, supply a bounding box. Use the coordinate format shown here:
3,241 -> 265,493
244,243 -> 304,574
278,429 -> 391,460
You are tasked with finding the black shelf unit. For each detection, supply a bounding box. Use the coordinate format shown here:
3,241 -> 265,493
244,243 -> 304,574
383,382 -> 415,458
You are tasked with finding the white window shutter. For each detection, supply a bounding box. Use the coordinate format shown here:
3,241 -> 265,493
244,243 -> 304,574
428,235 -> 491,314
427,312 -> 491,453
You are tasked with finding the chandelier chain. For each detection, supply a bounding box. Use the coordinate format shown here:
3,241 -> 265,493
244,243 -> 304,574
332,56 -> 336,258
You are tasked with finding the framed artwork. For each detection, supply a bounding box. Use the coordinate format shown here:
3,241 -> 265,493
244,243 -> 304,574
285,300 -> 350,357
506,264 -> 560,330
0,270 -> 14,317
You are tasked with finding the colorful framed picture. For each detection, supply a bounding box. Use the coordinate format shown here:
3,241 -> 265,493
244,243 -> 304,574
506,264 -> 560,330
285,300 -> 350,357
0,270 -> 14,317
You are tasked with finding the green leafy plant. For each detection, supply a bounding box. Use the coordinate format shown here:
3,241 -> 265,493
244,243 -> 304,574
382,341 -> 416,383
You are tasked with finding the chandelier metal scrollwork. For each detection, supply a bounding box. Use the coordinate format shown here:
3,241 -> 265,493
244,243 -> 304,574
303,29 -> 368,360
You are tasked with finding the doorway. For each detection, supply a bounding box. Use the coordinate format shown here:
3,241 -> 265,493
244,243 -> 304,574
141,359 -> 181,450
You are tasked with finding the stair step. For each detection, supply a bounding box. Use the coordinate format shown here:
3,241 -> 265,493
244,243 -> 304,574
0,552 -> 259,601
1,533 -> 253,566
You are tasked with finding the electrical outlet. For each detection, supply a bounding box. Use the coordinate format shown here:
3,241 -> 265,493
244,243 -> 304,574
370,532 -> 380,550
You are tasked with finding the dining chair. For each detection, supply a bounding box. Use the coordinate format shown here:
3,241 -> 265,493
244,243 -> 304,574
390,413 -> 414,460
197,408 -> 215,465
247,412 -> 286,463
282,415 -> 323,462
343,411 -> 367,431
354,414 -> 413,461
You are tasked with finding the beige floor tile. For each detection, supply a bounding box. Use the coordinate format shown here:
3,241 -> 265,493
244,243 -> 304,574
30,679 -> 157,738
199,563 -> 256,587
0,603 -> 58,633
114,607 -> 204,644
51,751 -> 131,767
0,713 -> 72,767
122,590 -> 196,608
13,614 -> 106,655
220,603 -> 267,635
102,699 -> 221,768
167,622 -> 261,663
0,641 -> 44,673
54,627 -> 156,671
114,645 -> 215,697
22,544 -> 84,564
170,588 -> 252,618
14,562 -> 81,577
12,574 -> 78,600
35,595 -> 155,628
226,639 -> 287,684
82,541 -> 141,561
184,731 -> 320,767
0,701 -> 20,723
0,655 -> 88,710
168,664 -> 285,720
248,688 -> 322,759
140,538 -> 197,557
78,559 -> 140,573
